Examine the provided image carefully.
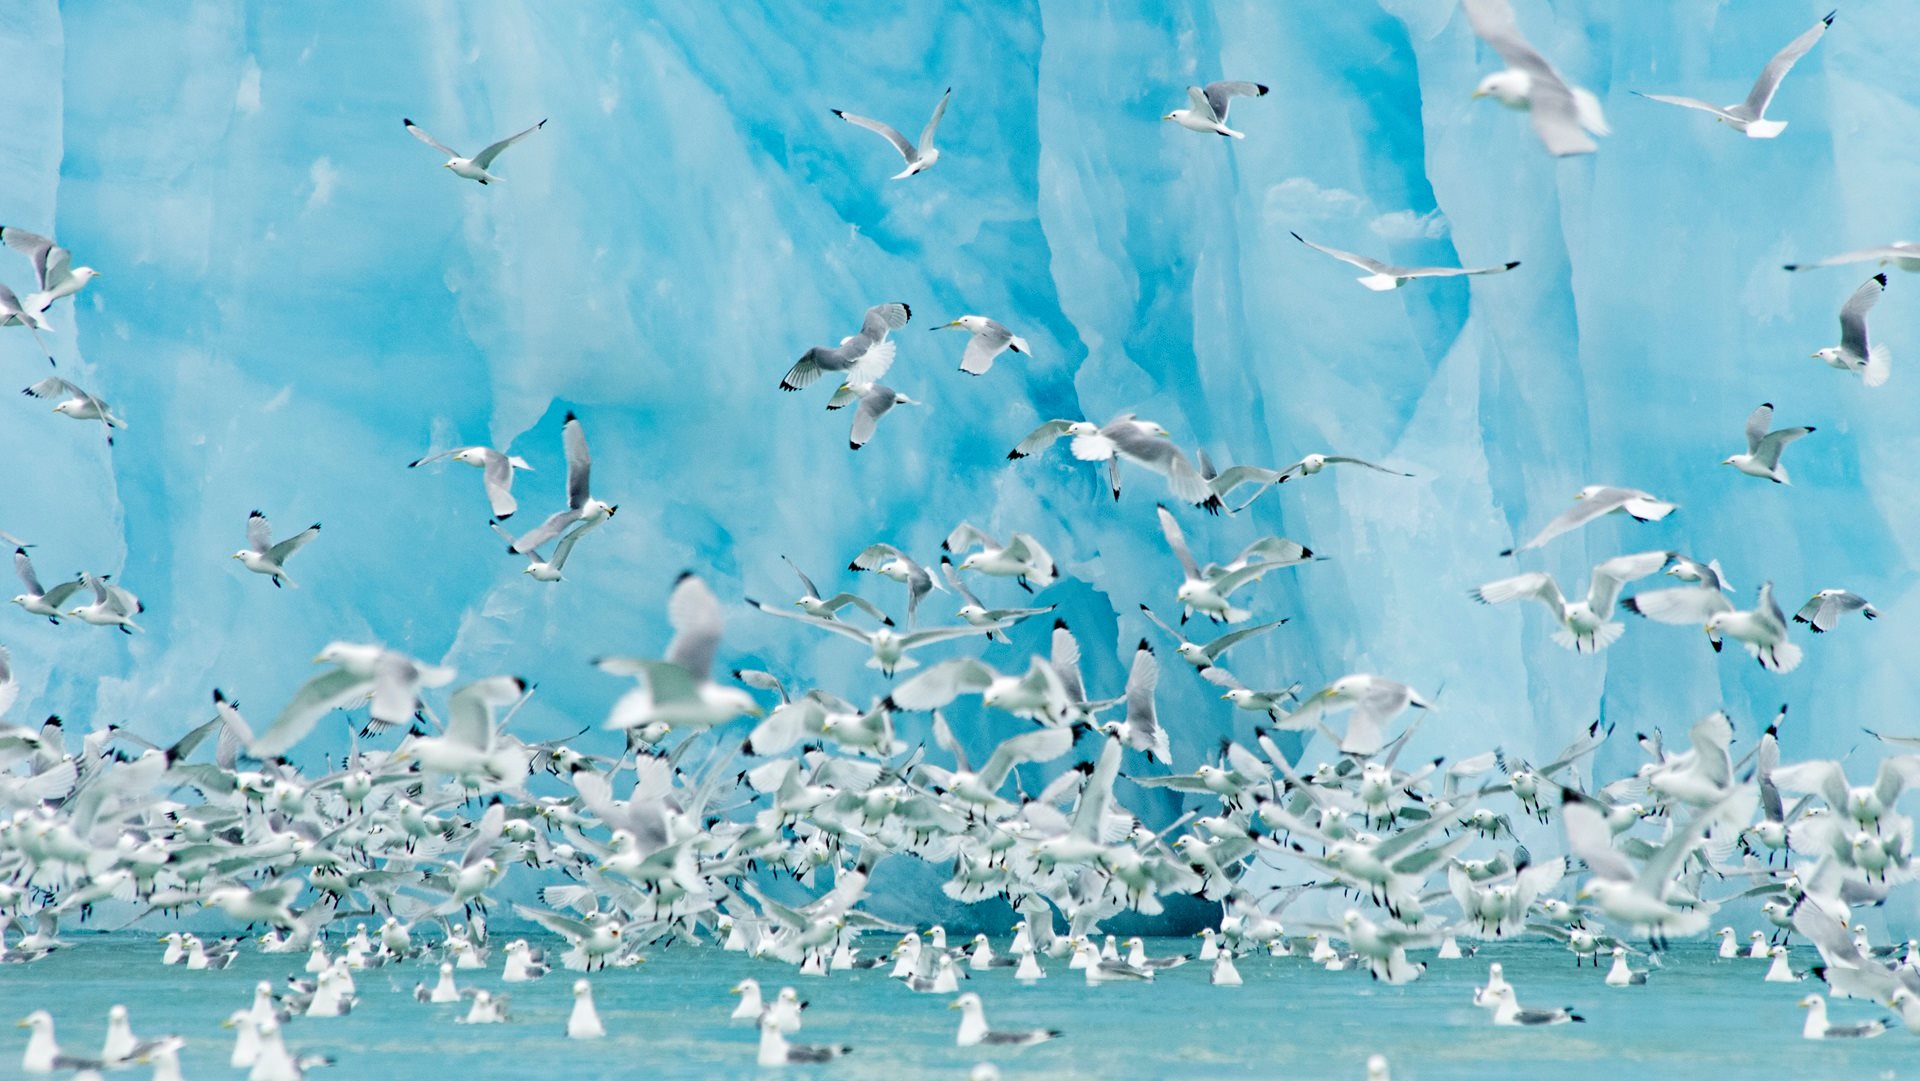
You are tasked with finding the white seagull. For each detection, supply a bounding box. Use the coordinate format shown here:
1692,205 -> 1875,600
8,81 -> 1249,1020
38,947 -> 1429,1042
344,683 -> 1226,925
69,573 -> 143,633
0,226 -> 99,316
1471,550 -> 1671,653
1291,232 -> 1518,292
832,88 -> 950,179
23,376 -> 124,444
403,117 -> 546,184
232,511 -> 321,589
781,302 -> 910,391
1634,11 -> 1833,138
1162,81 -> 1268,139
11,548 -> 84,624
1463,0 -> 1610,156
1721,403 -> 1813,484
1786,242 -> 1920,273
1501,485 -> 1676,556
1705,582 -> 1803,674
934,316 -> 1029,375
410,445 -> 533,519
826,380 -> 919,450
1812,274 -> 1890,387
1793,589 -> 1879,633
504,412 -> 616,555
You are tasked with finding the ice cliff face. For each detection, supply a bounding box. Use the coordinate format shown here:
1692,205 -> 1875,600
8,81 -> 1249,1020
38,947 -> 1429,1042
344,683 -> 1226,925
1,1 -> 1913,818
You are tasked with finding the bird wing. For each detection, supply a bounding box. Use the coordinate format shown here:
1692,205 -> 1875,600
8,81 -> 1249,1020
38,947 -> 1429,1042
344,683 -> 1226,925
1632,92 -> 1741,122
1290,232 -> 1390,274
1069,736 -> 1122,841
268,523 -> 321,564
861,302 -> 912,338
1470,572 -> 1566,620
1742,11 -> 1833,118
888,658 -> 997,711
23,376 -> 83,401
746,599 -> 875,644
1050,621 -> 1087,703
1156,506 -> 1201,580
1839,274 -> 1885,360
403,119 -> 459,157
1009,419 -> 1077,459
1184,86 -> 1218,123
1203,81 -> 1266,123
960,329 -> 1008,375
1202,620 -> 1283,660
562,412 -> 593,511
1137,603 -> 1183,643
14,547 -> 43,594
918,88 -> 952,151
253,667 -> 372,757
1622,585 -> 1731,625
978,725 -> 1075,791
663,574 -> 724,681
833,110 -> 916,161
1753,424 -> 1813,469
1561,797 -> 1637,880
1461,0 -> 1595,155
1321,456 -> 1415,476
782,556 -> 823,600
0,226 -> 54,288
1123,641 -> 1159,729
1585,550 -> 1671,619
847,386 -> 893,449
470,119 -> 546,169
1744,404 -> 1786,458
481,450 -> 518,518
1397,261 -> 1519,280
1757,581 -> 1790,633
1510,487 -> 1634,552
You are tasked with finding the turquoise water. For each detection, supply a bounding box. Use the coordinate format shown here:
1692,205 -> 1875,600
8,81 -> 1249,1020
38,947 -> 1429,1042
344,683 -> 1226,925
2,936 -> 1910,1079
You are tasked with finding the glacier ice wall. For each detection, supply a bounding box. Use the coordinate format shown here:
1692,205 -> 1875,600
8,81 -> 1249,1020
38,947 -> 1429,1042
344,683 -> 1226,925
2,0 -> 1917,846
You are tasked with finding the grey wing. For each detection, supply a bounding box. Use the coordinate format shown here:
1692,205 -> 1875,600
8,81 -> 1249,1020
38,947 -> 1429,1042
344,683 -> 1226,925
403,119 -> 459,157
546,522 -> 594,573
268,524 -> 321,564
511,508 -> 582,555
407,448 -> 463,468
1633,93 -> 1740,121
1155,506 -> 1201,579
848,387 -> 894,449
1524,77 -> 1598,156
663,573 -> 725,681
0,226 -> 53,288
1743,403 -> 1772,453
1291,232 -> 1390,274
39,578 -> 84,609
1203,81 -> 1267,123
23,376 -> 81,400
1516,489 -> 1631,551
1586,550 -> 1671,618
14,547 -> 43,594
1758,581 -> 1789,631
1051,622 -> 1087,703
562,413 -> 592,509
253,668 -> 372,757
1010,419 -> 1076,459
850,543 -> 908,571
1789,245 -> 1920,271
1623,586 -> 1732,625
783,556 -> 822,600
1839,274 -> 1885,358
246,511 -> 273,553
1124,642 -> 1159,727
918,87 -> 952,151
861,302 -> 912,338
1397,262 -> 1519,280
1185,86 -> 1218,123
1753,425 -> 1812,468
471,119 -> 546,169
940,559 -> 984,608
1204,620 -> 1283,658
1323,456 -> 1413,476
834,110 -> 916,160
481,451 -> 517,518
961,325 -> 1012,375
1743,12 -> 1832,118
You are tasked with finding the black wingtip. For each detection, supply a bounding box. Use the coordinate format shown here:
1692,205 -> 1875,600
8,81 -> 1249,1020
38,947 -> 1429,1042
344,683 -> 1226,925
536,118 -> 549,129
1874,272 -> 1888,285
1137,639 -> 1151,653
1822,10 -> 1835,26
849,441 -> 861,450
1497,548 -> 1516,558
1289,231 -> 1305,244
1504,261 -> 1521,270
402,117 -> 415,127
1254,84 -> 1270,96
1782,264 -> 1801,272
1760,401 -> 1774,409
1052,618 -> 1068,631
563,410 -> 578,423
1805,426 -> 1817,433
674,569 -> 696,584
831,109 -> 846,118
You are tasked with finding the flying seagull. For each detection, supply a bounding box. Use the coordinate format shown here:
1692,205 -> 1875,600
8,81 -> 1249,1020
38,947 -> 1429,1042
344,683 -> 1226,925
1633,11 -> 1833,138
410,446 -> 534,519
0,226 -> 99,316
1501,486 -> 1676,556
782,303 -> 910,391
1291,233 -> 1519,291
832,88 -> 950,179
1812,274 -> 1890,387
1463,0 -> 1610,156
1721,403 -> 1813,484
232,511 -> 321,589
934,316 -> 1029,375
1163,81 -> 1268,139
403,117 -> 547,184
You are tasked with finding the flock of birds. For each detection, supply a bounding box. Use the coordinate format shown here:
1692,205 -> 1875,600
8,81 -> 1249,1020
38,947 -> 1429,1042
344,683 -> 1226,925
3,0 -> 1919,1077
